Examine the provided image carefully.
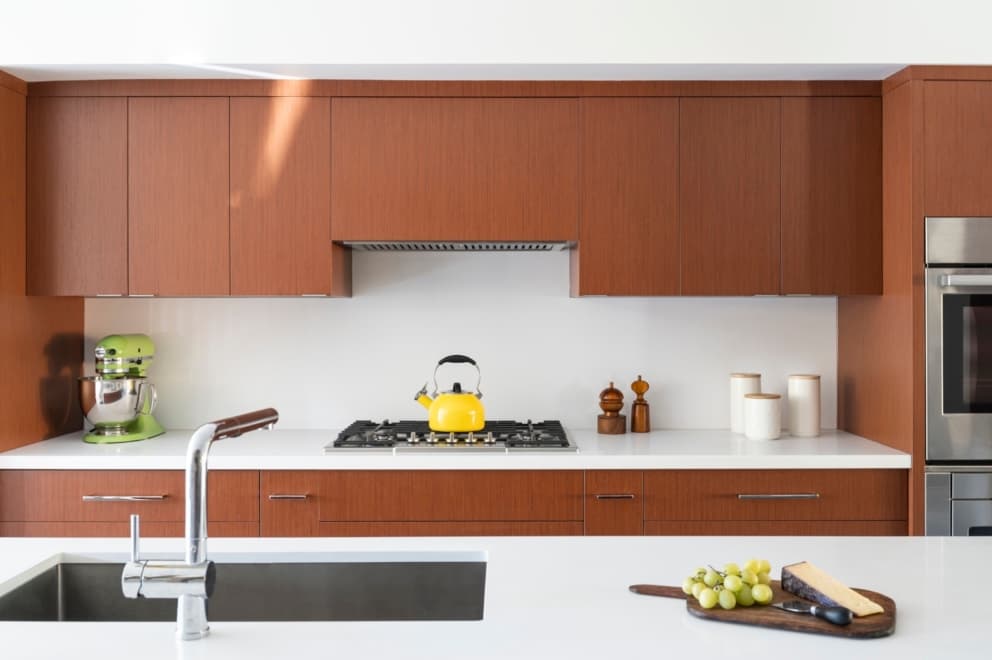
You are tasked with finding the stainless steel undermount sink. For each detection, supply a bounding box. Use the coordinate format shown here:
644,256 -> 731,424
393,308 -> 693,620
0,552 -> 487,622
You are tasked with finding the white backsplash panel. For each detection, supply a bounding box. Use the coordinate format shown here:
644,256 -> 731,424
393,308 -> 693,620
85,250 -> 838,431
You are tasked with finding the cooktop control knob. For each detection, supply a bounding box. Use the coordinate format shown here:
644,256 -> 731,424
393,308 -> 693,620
466,432 -> 476,444
446,432 -> 457,444
427,432 -> 437,444
485,432 -> 495,444
408,432 -> 419,444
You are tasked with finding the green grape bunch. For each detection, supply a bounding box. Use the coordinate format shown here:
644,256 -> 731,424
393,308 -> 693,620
680,558 -> 774,610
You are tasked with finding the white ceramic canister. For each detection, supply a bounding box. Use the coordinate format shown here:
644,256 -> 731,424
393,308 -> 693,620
788,374 -> 821,437
729,373 -> 761,434
744,393 -> 781,440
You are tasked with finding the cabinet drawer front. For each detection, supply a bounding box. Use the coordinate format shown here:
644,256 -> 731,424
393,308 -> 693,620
0,521 -> 257,537
643,469 -> 907,521
644,520 -> 907,536
319,470 -> 583,522
0,470 -> 258,522
318,521 -> 583,537
585,470 -> 643,535
260,470 -> 320,536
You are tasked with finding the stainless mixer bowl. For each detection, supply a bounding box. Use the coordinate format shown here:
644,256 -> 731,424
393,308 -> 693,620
79,377 -> 149,435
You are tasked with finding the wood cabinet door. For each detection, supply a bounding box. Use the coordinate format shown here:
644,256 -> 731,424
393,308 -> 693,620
584,470 -> 643,535
680,98 -> 781,295
230,97 -> 348,296
644,520 -> 906,536
331,98 -> 578,241
924,81 -> 992,215
128,97 -> 230,296
26,97 -> 128,296
573,98 -> 679,296
260,470 -> 320,536
781,97 -> 882,294
318,522 -> 583,536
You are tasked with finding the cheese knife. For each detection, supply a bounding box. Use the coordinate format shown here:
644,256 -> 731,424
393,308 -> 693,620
771,600 -> 853,626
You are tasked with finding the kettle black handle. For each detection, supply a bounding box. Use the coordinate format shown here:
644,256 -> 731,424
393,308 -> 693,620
438,354 -> 477,366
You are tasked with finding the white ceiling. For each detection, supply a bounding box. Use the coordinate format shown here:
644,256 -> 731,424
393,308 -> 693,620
2,0 -> 991,82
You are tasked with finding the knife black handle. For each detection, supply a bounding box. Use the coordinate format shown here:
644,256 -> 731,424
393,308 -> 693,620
810,604 -> 853,626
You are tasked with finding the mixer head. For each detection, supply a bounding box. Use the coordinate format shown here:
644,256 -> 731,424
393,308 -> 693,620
94,334 -> 155,378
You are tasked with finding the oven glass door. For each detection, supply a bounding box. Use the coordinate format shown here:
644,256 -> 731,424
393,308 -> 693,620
942,293 -> 992,413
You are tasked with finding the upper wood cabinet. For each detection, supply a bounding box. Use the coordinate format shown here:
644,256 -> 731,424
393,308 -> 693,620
26,97 -> 127,296
128,97 -> 230,296
781,97 -> 882,294
330,98 -> 578,242
230,97 -> 349,296
924,81 -> 992,215
573,98 -> 679,296
680,98 -> 781,295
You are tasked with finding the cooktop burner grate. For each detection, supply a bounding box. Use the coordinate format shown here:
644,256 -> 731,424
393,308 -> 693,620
326,419 -> 575,453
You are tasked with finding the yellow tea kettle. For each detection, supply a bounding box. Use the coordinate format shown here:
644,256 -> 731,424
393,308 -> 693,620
415,355 -> 485,432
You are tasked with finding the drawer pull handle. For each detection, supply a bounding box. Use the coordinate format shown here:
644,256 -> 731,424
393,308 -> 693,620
82,495 -> 168,502
268,494 -> 309,501
595,494 -> 636,500
737,493 -> 820,501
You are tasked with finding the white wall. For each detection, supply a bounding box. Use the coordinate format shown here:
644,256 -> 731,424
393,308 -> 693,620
85,251 -> 837,431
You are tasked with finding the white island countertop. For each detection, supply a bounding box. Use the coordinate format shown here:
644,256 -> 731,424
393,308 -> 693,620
0,534 -> 981,659
0,428 -> 909,470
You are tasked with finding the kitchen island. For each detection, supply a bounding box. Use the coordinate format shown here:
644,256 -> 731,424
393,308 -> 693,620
0,535 -> 980,659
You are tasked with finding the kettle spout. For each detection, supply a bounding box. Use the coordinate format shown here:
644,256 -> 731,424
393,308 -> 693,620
415,384 -> 433,409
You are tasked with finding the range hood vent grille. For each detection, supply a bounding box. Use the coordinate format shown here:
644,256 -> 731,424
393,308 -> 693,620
344,241 -> 573,252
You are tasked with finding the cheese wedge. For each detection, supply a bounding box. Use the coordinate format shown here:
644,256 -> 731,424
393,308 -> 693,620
780,561 -> 884,617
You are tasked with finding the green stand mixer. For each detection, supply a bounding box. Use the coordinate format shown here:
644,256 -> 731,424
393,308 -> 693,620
79,334 -> 165,443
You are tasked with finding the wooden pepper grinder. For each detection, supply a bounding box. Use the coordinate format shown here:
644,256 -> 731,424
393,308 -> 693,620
630,375 -> 650,433
597,382 -> 626,434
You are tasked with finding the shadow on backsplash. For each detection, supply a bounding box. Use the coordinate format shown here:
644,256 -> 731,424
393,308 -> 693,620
40,332 -> 84,437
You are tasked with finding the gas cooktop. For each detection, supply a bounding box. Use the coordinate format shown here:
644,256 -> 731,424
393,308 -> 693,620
324,419 -> 576,453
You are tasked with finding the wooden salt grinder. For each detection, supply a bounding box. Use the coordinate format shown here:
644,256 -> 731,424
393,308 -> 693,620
630,375 -> 650,433
597,381 -> 626,434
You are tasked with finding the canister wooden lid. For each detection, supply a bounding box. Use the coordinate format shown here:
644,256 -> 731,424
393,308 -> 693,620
744,393 -> 781,399
730,372 -> 760,378
788,374 -> 820,380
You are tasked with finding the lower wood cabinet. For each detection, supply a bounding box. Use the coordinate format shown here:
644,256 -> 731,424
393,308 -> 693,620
643,469 -> 907,535
0,468 -> 908,537
0,470 -> 259,537
261,470 -> 584,537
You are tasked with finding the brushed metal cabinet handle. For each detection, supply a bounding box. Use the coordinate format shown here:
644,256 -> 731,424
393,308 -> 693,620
267,494 -> 309,501
736,493 -> 821,501
82,495 -> 168,502
594,494 -> 636,500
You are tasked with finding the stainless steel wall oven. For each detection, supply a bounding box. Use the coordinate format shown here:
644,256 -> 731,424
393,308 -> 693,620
926,217 -> 992,535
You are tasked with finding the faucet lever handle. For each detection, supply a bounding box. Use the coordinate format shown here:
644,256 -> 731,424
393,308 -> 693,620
130,514 -> 141,562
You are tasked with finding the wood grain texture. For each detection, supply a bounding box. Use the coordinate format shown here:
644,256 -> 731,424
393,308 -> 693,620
882,65 -> 992,94
319,470 -> 583,522
680,97 -> 781,294
0,69 -> 26,95
644,520 -> 907,535
27,80 -> 882,98
317,521 -> 584,536
0,470 -> 259,522
331,98 -> 578,241
0,521 -> 257,537
643,469 -> 908,522
924,81 -> 992,215
0,86 -> 25,296
837,80 -> 925,534
128,97 -> 230,296
0,298 -> 83,451
584,470 -> 643,535
26,97 -> 127,295
230,97 -> 334,295
573,98 -> 679,296
631,580 -> 896,639
781,97 -> 882,294
260,470 -> 321,536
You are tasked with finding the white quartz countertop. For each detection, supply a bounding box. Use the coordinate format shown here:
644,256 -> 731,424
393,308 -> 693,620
0,428 -> 910,470
0,534 -> 981,659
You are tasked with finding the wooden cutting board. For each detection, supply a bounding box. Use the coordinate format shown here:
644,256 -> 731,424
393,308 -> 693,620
630,580 -> 896,639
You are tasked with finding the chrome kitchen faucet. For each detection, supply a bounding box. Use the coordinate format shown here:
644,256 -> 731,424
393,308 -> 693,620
121,408 -> 278,640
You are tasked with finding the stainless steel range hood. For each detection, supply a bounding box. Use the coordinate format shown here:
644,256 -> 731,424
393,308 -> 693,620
343,241 -> 574,252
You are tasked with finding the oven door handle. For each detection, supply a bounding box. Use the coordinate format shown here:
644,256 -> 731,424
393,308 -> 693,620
941,274 -> 992,288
